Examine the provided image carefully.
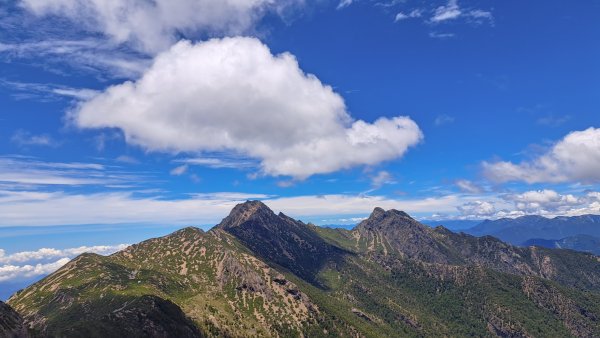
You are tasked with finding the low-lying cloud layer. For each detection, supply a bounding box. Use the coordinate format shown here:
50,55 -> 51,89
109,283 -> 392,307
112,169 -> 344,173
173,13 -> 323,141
0,244 -> 127,282
454,189 -> 600,220
0,245 -> 129,264
71,37 -> 423,179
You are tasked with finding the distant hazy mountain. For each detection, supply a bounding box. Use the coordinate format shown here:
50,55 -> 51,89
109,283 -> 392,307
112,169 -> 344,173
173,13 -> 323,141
421,219 -> 482,231
8,202 -> 600,337
523,235 -> 600,255
465,214 -> 600,245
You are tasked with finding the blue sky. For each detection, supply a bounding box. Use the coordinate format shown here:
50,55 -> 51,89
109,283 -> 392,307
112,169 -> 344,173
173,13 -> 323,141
0,0 -> 599,292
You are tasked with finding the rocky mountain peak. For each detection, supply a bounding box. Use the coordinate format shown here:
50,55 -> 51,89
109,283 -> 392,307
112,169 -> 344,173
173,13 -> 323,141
369,207 -> 412,220
214,201 -> 342,284
357,207 -> 417,232
217,200 -> 276,229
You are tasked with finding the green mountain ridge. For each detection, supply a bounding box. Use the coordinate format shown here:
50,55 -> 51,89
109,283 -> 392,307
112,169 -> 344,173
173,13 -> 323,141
6,201 -> 600,337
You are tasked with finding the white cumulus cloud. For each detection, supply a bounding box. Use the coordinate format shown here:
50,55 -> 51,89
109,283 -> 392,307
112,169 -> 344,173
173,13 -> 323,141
483,127 -> 600,184
19,0 -> 302,54
70,37 -> 423,179
502,189 -> 599,215
457,200 -> 496,217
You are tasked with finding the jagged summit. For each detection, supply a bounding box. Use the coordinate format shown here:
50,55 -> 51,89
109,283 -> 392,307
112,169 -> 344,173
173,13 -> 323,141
367,207 -> 412,221
216,200 -> 342,283
355,207 -> 419,233
216,200 -> 276,229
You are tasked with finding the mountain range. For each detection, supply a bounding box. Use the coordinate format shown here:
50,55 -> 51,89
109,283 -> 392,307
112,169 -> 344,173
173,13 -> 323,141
522,235 -> 600,256
5,201 -> 600,337
464,214 -> 600,246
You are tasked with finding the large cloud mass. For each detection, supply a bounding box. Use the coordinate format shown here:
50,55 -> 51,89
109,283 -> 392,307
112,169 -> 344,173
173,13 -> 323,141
483,127 -> 600,184
20,0 -> 301,54
71,37 -> 423,179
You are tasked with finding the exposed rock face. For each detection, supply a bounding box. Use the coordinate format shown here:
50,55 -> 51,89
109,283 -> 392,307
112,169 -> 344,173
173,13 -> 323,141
354,207 -> 460,263
521,276 -> 597,338
7,202 -> 600,337
217,200 -> 345,284
0,302 -> 27,338
353,207 -> 600,290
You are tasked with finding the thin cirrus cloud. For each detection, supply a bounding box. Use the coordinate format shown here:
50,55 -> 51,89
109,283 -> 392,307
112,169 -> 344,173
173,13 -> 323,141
429,0 -> 493,24
69,37 -> 423,179
175,157 -> 257,170
0,156 -> 141,186
454,179 -> 483,194
0,79 -> 100,102
483,127 -> 600,184
345,0 -> 494,27
11,130 -> 59,148
0,39 -> 151,79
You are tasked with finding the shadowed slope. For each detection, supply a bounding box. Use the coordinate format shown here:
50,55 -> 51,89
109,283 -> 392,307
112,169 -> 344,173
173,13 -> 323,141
0,301 -> 27,338
217,200 -> 348,284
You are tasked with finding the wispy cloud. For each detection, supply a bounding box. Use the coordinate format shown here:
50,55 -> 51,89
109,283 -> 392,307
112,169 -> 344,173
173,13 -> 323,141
430,0 -> 462,23
430,0 -> 493,25
11,130 -> 60,148
0,78 -> 99,101
175,157 -> 257,169
455,179 -> 483,194
434,114 -> 455,125
387,0 -> 494,37
395,9 -> 423,22
0,39 -> 150,78
536,114 -> 571,127
115,155 -> 140,165
429,32 -> 456,39
370,170 -> 396,189
170,165 -> 189,176
337,0 -> 354,10
0,156 -> 141,186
